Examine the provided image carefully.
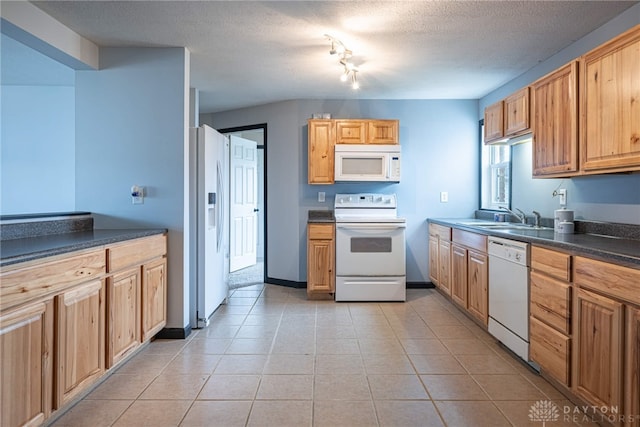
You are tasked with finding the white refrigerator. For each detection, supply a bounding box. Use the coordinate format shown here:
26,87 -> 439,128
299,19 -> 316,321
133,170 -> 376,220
189,125 -> 229,328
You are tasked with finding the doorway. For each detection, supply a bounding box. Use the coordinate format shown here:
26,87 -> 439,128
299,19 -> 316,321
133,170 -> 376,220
220,124 -> 266,289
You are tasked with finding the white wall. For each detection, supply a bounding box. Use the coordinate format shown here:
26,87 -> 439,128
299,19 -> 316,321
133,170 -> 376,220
480,4 -> 640,225
75,47 -> 190,330
207,99 -> 480,284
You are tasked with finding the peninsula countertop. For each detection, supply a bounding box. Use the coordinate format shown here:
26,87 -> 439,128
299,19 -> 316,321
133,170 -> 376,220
0,228 -> 167,267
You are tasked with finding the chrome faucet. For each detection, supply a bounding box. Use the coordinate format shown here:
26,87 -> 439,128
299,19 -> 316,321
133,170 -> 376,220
532,211 -> 541,228
499,206 -> 527,224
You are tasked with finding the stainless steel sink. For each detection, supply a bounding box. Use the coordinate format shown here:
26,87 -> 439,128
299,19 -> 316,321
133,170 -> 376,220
456,221 -> 552,231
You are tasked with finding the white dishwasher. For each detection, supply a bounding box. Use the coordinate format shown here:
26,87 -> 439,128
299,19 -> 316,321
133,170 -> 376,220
487,236 -> 530,362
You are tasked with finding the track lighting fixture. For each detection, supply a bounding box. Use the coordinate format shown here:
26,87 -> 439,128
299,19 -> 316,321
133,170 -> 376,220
325,34 -> 361,90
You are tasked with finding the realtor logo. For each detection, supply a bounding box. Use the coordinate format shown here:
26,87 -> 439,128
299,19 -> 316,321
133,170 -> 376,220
529,400 -> 560,426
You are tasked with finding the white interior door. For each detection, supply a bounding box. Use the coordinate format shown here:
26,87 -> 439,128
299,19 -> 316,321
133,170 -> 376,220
229,135 -> 258,272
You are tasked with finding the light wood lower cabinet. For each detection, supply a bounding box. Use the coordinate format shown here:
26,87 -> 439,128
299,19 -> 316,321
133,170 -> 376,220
107,267 -> 141,368
529,246 -> 572,387
0,300 -> 53,427
56,279 -> 105,408
306,223 -> 335,299
573,287 -> 624,414
0,233 -> 167,427
429,221 -> 452,295
142,257 -> 168,341
626,306 -> 640,427
449,229 -> 488,326
467,250 -> 488,325
450,243 -> 467,307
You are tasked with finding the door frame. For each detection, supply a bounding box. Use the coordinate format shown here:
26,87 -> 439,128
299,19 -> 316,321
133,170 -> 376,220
218,123 -> 267,284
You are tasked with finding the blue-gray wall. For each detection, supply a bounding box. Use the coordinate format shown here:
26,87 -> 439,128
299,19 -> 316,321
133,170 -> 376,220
1,34 -> 76,213
75,47 -> 190,330
206,99 -> 480,283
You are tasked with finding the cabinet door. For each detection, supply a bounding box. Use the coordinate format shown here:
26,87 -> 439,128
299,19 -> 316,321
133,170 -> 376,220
626,305 -> 640,427
367,120 -> 399,144
142,258 -> 167,341
428,236 -> 439,284
107,267 -> 141,368
335,120 -> 366,144
484,101 -> 504,142
438,240 -> 451,296
531,61 -> 579,177
308,119 -> 334,184
467,250 -> 488,325
581,26 -> 640,173
56,280 -> 105,408
450,244 -> 468,308
573,287 -> 623,411
1,300 -> 53,427
504,87 -> 530,137
307,239 -> 335,293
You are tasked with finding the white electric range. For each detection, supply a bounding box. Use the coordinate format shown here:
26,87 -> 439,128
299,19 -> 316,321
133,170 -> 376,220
334,193 -> 406,302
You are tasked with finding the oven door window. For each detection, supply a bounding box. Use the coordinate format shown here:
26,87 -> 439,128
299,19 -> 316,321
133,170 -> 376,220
350,237 -> 392,253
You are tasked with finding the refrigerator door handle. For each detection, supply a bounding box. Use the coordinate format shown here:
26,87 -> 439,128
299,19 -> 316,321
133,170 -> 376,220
216,160 -> 224,251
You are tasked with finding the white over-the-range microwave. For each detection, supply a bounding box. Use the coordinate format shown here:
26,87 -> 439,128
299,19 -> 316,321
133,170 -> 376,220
334,144 -> 401,182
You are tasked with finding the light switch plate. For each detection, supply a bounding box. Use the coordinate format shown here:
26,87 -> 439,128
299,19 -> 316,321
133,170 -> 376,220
440,191 -> 448,203
318,192 -> 325,202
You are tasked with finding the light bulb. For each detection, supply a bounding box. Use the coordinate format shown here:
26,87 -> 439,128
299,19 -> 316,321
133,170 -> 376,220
340,68 -> 349,82
351,73 -> 360,90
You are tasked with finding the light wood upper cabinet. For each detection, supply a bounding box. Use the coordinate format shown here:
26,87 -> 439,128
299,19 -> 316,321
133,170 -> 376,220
504,87 -> 530,136
484,87 -> 530,144
367,120 -> 399,144
0,300 -> 53,427
142,257 -> 167,341
308,119 -> 335,184
484,101 -> 504,142
56,279 -> 105,408
580,25 -> 640,174
335,120 -> 366,144
531,61 -> 579,177
307,223 -> 335,299
107,267 -> 141,368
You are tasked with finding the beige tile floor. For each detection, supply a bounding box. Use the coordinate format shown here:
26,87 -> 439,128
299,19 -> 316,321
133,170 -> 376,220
52,285 -> 600,427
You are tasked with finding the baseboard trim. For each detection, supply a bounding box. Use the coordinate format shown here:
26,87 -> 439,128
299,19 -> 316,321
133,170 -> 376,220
156,325 -> 192,340
266,277 -> 306,289
407,282 -> 435,289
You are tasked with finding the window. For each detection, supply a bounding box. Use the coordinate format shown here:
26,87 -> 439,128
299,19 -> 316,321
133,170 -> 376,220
480,120 -> 511,210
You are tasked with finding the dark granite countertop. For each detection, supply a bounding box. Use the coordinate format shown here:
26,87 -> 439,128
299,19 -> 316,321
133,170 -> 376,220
0,229 -> 166,267
429,218 -> 640,269
308,210 -> 335,223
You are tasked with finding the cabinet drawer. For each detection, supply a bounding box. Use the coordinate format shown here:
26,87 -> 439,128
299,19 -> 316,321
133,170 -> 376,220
530,316 -> 571,386
0,248 -> 106,311
531,246 -> 571,282
308,223 -> 335,240
530,271 -> 571,334
574,256 -> 640,306
452,229 -> 486,252
429,223 -> 451,240
107,234 -> 167,273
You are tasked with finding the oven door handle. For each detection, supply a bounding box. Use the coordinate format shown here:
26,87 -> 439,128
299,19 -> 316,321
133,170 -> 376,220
336,223 -> 406,230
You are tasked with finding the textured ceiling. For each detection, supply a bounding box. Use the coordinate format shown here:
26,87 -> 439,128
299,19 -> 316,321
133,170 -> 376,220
24,1 -> 640,113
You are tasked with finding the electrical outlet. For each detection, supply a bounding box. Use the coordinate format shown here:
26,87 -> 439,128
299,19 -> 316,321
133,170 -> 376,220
440,191 -> 448,203
318,191 -> 325,202
558,188 -> 567,206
